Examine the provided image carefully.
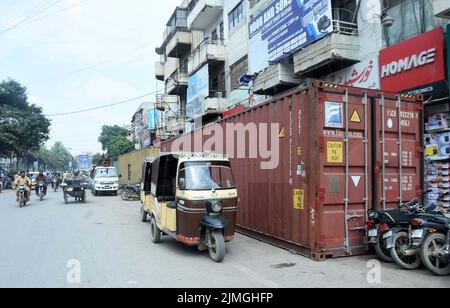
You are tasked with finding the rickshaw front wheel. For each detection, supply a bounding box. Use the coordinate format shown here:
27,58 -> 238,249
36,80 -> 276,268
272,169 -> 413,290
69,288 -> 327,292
150,217 -> 161,243
209,231 -> 226,263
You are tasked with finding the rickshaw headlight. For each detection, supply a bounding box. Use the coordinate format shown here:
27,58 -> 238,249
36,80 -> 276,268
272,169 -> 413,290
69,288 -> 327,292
210,201 -> 223,213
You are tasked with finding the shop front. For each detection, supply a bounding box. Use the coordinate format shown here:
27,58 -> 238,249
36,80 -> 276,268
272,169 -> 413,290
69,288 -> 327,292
380,27 -> 450,212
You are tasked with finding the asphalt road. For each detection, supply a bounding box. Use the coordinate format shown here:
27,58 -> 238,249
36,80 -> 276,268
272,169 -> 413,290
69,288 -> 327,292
0,188 -> 448,288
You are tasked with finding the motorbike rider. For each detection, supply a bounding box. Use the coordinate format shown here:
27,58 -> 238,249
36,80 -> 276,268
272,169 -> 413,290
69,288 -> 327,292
35,170 -> 48,196
72,170 -> 84,181
51,172 -> 60,189
14,171 -> 31,202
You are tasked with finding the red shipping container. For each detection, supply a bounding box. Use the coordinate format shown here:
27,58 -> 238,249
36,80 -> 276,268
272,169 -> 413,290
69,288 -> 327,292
161,81 -> 424,260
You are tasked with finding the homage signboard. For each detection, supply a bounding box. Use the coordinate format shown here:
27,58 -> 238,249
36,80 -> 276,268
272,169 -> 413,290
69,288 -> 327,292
380,27 -> 448,99
248,0 -> 333,73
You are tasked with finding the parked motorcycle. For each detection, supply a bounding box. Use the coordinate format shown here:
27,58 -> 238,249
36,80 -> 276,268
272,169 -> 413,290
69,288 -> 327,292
367,191 -> 432,262
18,185 -> 27,208
390,192 -> 448,270
410,211 -> 450,276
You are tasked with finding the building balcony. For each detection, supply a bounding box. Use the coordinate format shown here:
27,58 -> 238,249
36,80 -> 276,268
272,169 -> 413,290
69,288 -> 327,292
253,62 -> 303,96
164,27 -> 192,58
187,91 -> 226,122
167,111 -> 187,134
188,39 -> 226,75
156,94 -> 180,113
165,66 -> 188,95
155,62 -> 164,81
293,20 -> 361,77
187,0 -> 223,31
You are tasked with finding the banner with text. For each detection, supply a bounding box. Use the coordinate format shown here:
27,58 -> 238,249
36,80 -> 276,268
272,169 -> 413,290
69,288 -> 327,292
249,0 -> 333,73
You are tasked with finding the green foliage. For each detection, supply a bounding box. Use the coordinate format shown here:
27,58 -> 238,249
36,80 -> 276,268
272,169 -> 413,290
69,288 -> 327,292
98,125 -> 134,161
31,142 -> 76,171
92,153 -> 103,166
0,79 -> 51,158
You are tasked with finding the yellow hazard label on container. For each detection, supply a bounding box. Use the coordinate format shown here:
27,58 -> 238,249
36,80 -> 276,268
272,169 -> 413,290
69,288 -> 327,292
350,109 -> 362,123
279,127 -> 286,138
293,189 -> 305,210
327,142 -> 344,163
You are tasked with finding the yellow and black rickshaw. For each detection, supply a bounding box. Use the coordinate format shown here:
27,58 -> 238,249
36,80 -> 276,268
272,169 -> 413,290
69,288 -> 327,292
140,152 -> 238,262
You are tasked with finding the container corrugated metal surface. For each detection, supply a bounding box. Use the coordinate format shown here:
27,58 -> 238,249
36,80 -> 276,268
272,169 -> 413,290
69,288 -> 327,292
118,148 -> 160,185
161,81 -> 424,260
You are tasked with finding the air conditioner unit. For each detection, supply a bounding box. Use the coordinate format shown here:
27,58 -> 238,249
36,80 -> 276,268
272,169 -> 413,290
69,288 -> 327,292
433,0 -> 450,19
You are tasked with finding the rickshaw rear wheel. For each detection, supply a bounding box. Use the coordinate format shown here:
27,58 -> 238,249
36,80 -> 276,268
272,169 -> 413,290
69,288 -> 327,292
209,231 -> 226,263
140,205 -> 148,222
150,217 -> 161,243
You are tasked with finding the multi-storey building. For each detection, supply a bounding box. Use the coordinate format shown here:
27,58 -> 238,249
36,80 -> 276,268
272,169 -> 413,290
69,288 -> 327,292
131,102 -> 156,150
154,0 -> 450,139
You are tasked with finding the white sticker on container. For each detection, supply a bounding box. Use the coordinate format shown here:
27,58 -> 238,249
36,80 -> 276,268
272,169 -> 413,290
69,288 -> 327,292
351,176 -> 361,188
387,118 -> 394,129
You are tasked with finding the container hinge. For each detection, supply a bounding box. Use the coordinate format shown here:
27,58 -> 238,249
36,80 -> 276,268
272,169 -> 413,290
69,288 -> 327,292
316,191 -> 325,199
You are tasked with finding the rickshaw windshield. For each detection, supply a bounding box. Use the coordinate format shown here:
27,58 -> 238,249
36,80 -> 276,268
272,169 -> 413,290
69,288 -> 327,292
179,161 -> 236,191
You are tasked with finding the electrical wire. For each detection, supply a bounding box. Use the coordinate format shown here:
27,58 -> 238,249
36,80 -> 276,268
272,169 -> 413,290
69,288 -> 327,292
21,0 -> 92,26
0,0 -> 63,35
45,91 -> 157,117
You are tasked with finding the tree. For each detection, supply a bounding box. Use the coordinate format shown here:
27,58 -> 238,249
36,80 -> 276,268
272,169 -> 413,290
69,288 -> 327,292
98,125 -> 129,151
92,153 -> 103,166
0,79 -> 51,165
98,125 -> 134,161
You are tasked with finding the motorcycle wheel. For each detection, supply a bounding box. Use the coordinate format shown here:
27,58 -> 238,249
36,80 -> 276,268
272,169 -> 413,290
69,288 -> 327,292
375,235 -> 394,263
390,231 -> 422,270
208,231 -> 226,263
420,233 -> 450,276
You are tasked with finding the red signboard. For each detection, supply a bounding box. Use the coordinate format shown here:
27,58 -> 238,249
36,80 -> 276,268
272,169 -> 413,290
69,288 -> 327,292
380,27 -> 446,95
223,105 -> 245,118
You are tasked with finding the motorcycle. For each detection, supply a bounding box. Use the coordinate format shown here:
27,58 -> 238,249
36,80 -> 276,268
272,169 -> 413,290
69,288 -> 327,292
52,178 -> 59,192
367,191 -> 432,263
37,181 -> 45,201
410,210 -> 450,276
18,185 -> 27,208
390,192 -> 448,270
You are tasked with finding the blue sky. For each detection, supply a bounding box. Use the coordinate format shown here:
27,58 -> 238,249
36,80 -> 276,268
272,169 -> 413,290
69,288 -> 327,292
0,0 -> 179,154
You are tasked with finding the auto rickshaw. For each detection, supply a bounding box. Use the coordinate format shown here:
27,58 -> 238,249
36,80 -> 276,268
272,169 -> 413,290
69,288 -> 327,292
140,152 -> 238,262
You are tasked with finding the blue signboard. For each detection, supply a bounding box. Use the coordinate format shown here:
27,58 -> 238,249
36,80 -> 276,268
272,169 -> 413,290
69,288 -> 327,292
187,64 -> 209,120
148,108 -> 160,130
249,0 -> 333,72
78,154 -> 92,170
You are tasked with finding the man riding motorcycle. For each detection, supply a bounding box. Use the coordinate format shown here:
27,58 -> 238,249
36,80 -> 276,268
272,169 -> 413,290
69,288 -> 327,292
14,171 -> 31,202
35,170 -> 48,196
51,172 -> 60,190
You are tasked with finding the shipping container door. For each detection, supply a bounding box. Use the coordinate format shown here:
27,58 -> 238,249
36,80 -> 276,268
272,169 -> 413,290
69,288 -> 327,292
315,89 -> 371,257
375,95 -> 423,210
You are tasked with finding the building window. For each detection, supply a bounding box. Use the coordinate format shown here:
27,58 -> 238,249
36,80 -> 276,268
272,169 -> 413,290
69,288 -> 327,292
385,0 -> 448,46
229,56 -> 248,91
228,1 -> 246,31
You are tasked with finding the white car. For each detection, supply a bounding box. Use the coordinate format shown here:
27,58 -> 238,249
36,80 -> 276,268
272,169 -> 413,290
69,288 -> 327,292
91,167 -> 119,196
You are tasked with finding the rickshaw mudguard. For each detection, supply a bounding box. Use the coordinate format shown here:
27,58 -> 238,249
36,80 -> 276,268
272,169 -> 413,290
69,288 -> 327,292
200,215 -> 229,230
